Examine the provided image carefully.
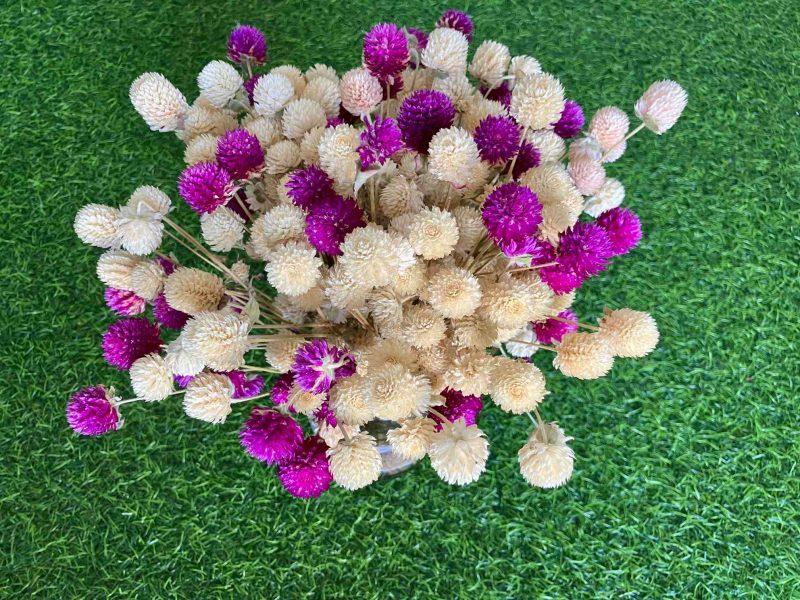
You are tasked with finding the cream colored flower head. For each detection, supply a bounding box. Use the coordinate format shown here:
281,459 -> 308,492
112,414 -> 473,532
520,164 -> 583,240
553,332 -> 614,379
422,27 -> 469,75
182,309 -> 250,371
265,240 -> 322,297
407,207 -> 460,260
509,55 -> 542,85
441,349 -> 494,397
250,204 -> 307,258
526,129 -> 565,163
588,106 -> 629,152
340,68 -> 382,116
338,224 -> 399,288
243,115 -> 282,149
429,418 -> 489,486
329,375 -> 373,426
281,98 -> 327,140
399,303 -> 447,350
327,432 -> 382,490
287,383 -> 326,415
163,267 -> 224,315
452,315 -> 498,350
114,203 -> 164,256
164,335 -> 205,377
568,158 -> 606,196
128,186 -> 171,216
302,76 -> 341,118
129,72 -> 188,132
428,127 -> 481,188
426,266 -> 482,319
183,372 -> 234,424
201,206 -> 245,252
181,102 -> 237,140
510,73 -> 565,130
469,40 -> 510,88
432,73 -> 475,112
197,60 -> 243,108
130,353 -> 173,402
74,204 -> 120,248
598,308 -> 659,357
270,65 -> 306,96
318,124 -> 360,188
96,249 -> 143,291
130,260 -> 165,301
584,178 -> 625,218
490,357 -> 548,414
265,140 -> 301,175
379,175 -> 424,219
300,126 -> 326,164
635,80 -> 688,134
365,362 -> 432,421
324,263 -> 372,311
305,63 -> 339,84
263,338 -> 304,373
481,273 -> 553,330
253,72 -> 295,117
387,417 -> 436,461
184,134 -> 219,165
519,422 -> 574,488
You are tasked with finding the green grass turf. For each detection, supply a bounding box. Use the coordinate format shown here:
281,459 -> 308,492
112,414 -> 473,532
1,0 -> 799,597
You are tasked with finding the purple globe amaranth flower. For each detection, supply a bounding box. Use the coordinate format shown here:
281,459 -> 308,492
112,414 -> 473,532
313,402 -> 338,427
226,370 -> 265,399
499,235 -> 555,263
152,294 -> 189,330
216,129 -> 264,179
556,221 -> 613,279
178,162 -> 233,214
430,388 -> 483,432
534,309 -> 578,345
154,256 -> 176,276
285,165 -> 335,210
596,207 -> 642,256
553,99 -> 585,139
305,195 -> 365,256
358,116 -> 404,168
363,23 -> 409,83
271,372 -> 295,407
243,75 -> 260,104
227,25 -> 267,65
474,114 -> 521,164
67,385 -> 120,436
240,407 -> 304,465
437,9 -> 474,41
480,81 -> 512,108
104,287 -> 146,316
407,27 -> 429,52
102,317 -> 162,370
277,435 -> 333,498
396,89 -> 455,153
511,140 -> 541,180
292,339 -> 356,394
482,182 -> 543,248
540,267 -> 585,295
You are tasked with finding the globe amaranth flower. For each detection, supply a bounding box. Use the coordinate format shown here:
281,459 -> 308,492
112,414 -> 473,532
271,372 -> 296,409
152,293 -> 189,330
540,221 -> 613,293
534,309 -> 578,344
292,339 -> 356,394
499,234 -> 554,262
407,27 -> 429,53
430,387 -> 483,432
363,23 -> 409,83
595,207 -> 642,256
358,117 -> 404,168
553,99 -> 585,139
285,164 -> 335,210
102,317 -> 162,370
178,162 -> 233,214
227,25 -> 267,65
104,287 -> 146,316
396,89 -> 455,153
215,129 -> 265,179
305,195 -> 366,256
226,370 -> 265,399
436,9 -> 474,41
243,75 -> 260,104
482,182 -> 543,248
511,140 -> 542,180
240,406 -> 303,465
480,81 -> 512,108
313,401 -> 338,427
277,435 -> 333,498
473,114 -> 521,164
67,385 -> 120,436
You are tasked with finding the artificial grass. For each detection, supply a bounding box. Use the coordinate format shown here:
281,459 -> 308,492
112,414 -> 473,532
1,0 -> 799,597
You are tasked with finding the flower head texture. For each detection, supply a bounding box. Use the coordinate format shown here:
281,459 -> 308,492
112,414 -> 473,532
584,178 -> 625,217
589,106 -> 629,151
545,221 -> 613,287
183,372 -> 234,423
327,432 -> 382,490
534,309 -> 578,344
305,195 -> 365,256
227,25 -> 267,64
635,80 -> 688,134
510,73 -> 565,130
598,308 -> 659,357
271,372 -> 295,407
363,23 -> 409,83
215,129 -> 264,179
431,388 -> 483,431
428,127 -> 481,188
387,417 -> 435,460
519,422 -> 574,488
152,293 -> 189,330
469,40 -> 510,88
422,27 -> 469,75
74,204 -> 120,248
553,332 -> 614,379
102,317 -> 162,370
474,115 -> 521,164
292,339 -> 356,394
104,287 -> 146,316
67,386 -> 120,436
129,72 -> 188,132
340,68 -> 383,116
163,267 -> 224,315
358,117 -> 404,168
285,164 -> 335,210
553,99 -> 585,138
397,90 -> 455,153
253,72 -> 295,117
277,435 -> 333,498
240,407 -> 304,465
436,9 -> 474,41
482,182 -> 542,247
197,60 -> 243,108
429,418 -> 489,485
596,207 -> 642,256
178,162 -> 233,214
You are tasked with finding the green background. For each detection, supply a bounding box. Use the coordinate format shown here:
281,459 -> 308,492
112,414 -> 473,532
2,0 -> 798,597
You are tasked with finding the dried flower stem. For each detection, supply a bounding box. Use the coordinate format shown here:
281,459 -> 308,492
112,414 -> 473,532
507,261 -> 558,273
548,314 -> 600,331
507,338 -> 557,352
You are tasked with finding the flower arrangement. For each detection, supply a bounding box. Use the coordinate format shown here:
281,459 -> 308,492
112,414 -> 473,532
69,10 -> 687,498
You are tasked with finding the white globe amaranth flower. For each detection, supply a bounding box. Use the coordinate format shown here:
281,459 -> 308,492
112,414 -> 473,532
96,249 -> 143,290
407,207 -> 460,260
265,240 -> 323,296
270,65 -> 306,96
164,335 -> 205,377
518,422 -> 574,488
526,129 -> 566,163
469,40 -> 510,88
584,178 -> 625,217
305,63 -> 339,84
428,127 -> 481,189
130,260 -> 165,301
201,205 -> 245,252
128,186 -> 171,216
183,309 -> 251,371
183,372 -> 234,424
253,72 -> 295,117
281,98 -> 327,140
129,72 -> 189,132
74,204 -> 120,248
327,432 -> 382,490
489,357 -> 548,414
302,76 -> 341,117
429,418 -> 489,486
264,140 -> 301,174
340,68 -> 382,116
197,60 -> 243,108
422,27 -> 469,75
130,353 -> 173,402
509,55 -> 542,84
318,124 -> 360,188
635,80 -> 688,135
184,133 -> 219,165
510,72 -> 565,130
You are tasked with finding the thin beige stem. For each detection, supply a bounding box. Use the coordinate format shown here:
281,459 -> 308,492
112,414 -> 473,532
507,339 -> 557,352
548,314 -> 599,331
508,261 -> 558,273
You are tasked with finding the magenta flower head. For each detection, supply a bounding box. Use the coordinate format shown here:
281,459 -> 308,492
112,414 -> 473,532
480,81 -> 512,108
277,435 -> 332,498
285,165 -> 335,210
292,339 -> 356,394
243,74 -> 260,104
540,222 -> 613,294
596,207 -> 642,256
358,116 -> 404,168
226,370 -> 265,399
178,162 -> 233,214
534,309 -> 578,344
482,182 -> 543,248
363,23 -> 409,83
152,294 -> 189,330
102,317 -> 162,370
216,129 -> 264,179
271,372 -> 295,407
553,99 -> 585,139
430,388 -> 483,431
407,27 -> 429,52
227,25 -> 267,65
240,407 -> 304,465
104,288 -> 146,316
67,385 -> 120,436
539,266 -> 585,295
155,256 -> 176,276
499,235 -> 555,263
305,195 -> 365,256
396,89 -> 455,153
436,9 -> 474,41
511,140 -> 541,180
313,402 -> 338,427
474,114 -> 521,164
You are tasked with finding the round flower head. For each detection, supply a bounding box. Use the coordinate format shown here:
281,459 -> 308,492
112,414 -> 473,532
153,293 -> 189,330
568,158 -> 606,196
509,55 -> 542,83
200,206 -> 245,252
265,241 -> 323,297
185,133 -> 219,165
240,407 -> 304,465
387,417 -> 435,460
287,383 -> 326,415
182,102 -> 237,139
596,207 -> 642,256
164,335 -> 204,377
504,323 -> 537,359
431,388 -> 483,431
584,178 -> 625,218
588,106 -> 629,152
197,60 -> 243,108
277,436 -> 332,498
130,353 -> 172,402
102,317 -> 162,370
553,99 -> 584,139
474,115 -> 521,164
519,422 -> 574,488
317,124 -> 360,188
428,126 -> 481,188
426,266 -> 482,319
598,308 -> 659,357
490,357 -> 547,414
340,68 -> 382,116
129,72 -> 188,132
429,418 -> 488,485
407,207 -> 459,260
553,331 -> 614,379
306,63 -> 339,84
469,40 -> 510,88
534,309 -> 578,344
299,126 -> 326,163
422,27 -> 469,75
215,129 -> 264,179
399,303 -> 447,349
481,273 -> 553,330
365,363 -> 432,421
305,195 -> 365,256
441,349 -> 494,396
264,140 -> 301,174
128,262 -> 163,301
253,72 -> 295,117
436,9 -> 474,41
183,372 -> 234,424
282,99 -> 327,140
363,23 -> 409,83
482,182 -> 542,247
96,250 -> 144,291
271,65 -> 305,96
227,25 -> 267,64
635,80 -> 688,134
74,204 -> 120,248
163,267 -> 224,315
519,163 -> 583,242
358,117 -> 404,168
302,77 -> 341,118
270,372 -> 296,407
396,90 -> 455,153
510,73 -> 565,130
178,162 -> 233,214
327,431 -> 382,490
183,310 -> 250,371
552,221 -> 613,280
329,375 -> 372,426
67,386 -> 120,436
526,129 -> 565,163
114,203 -> 164,256
338,224 -> 401,288
104,287 -> 146,316
292,339 -> 356,394
285,164 -> 335,210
